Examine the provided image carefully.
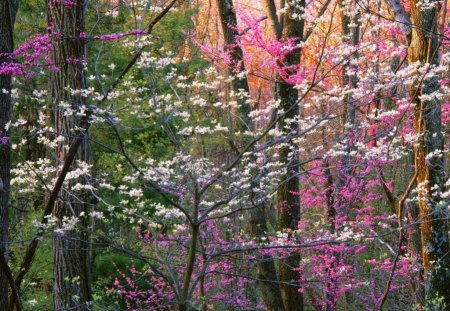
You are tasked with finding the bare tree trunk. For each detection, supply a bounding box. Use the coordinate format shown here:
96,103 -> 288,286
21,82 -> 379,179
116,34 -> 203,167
47,1 -> 92,309
215,0 -> 250,113
0,1 -> 18,309
179,224 -> 199,311
263,0 -> 281,39
407,1 -> 450,308
215,1 -> 285,309
276,2 -> 305,310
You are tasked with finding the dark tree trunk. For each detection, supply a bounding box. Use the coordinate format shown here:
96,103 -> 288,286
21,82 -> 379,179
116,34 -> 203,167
276,2 -> 305,310
215,0 -> 250,115
407,1 -> 450,309
262,0 -> 281,39
47,1 -> 92,310
0,1 -> 18,309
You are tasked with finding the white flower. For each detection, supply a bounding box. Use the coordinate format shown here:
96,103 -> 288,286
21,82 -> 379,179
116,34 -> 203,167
28,299 -> 38,306
129,188 -> 143,198
89,211 -> 104,219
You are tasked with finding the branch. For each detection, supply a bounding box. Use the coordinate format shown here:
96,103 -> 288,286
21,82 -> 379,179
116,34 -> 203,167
304,0 -> 333,41
376,171 -> 418,310
0,250 -> 21,310
12,0 -> 178,293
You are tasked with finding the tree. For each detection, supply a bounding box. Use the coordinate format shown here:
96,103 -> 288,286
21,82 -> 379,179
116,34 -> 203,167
276,1 -> 305,310
46,0 -> 93,309
407,0 -> 450,308
0,0 -> 19,309
383,0 -> 450,308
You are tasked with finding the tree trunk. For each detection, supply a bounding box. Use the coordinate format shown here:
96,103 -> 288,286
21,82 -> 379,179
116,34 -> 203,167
215,1 -> 285,309
263,0 -> 281,39
407,201 -> 425,307
408,0 -> 450,309
248,205 -> 285,310
215,0 -> 250,115
47,1 -> 92,310
276,2 -> 305,310
0,1 -> 18,309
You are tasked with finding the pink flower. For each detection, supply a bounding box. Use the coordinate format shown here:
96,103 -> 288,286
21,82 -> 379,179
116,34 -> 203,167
130,29 -> 145,36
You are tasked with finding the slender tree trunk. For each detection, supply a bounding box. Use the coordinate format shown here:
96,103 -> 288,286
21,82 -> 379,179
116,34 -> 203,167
276,2 -> 305,310
408,1 -> 450,308
216,1 -> 285,309
179,186 -> 200,311
47,1 -> 92,309
215,0 -> 250,115
0,1 -> 18,309
179,225 -> 198,311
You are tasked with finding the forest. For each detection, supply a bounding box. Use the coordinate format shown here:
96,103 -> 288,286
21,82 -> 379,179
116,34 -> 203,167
0,0 -> 449,310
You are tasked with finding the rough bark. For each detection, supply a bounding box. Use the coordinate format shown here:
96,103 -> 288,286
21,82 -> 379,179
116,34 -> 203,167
263,0 -> 281,39
215,0 -> 250,103
276,2 -> 305,310
47,1 -> 92,310
407,0 -> 450,309
215,1 -> 285,309
0,1 -> 19,309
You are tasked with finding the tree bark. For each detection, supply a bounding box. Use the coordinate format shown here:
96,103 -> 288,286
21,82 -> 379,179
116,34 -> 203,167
263,0 -> 281,39
47,1 -> 92,310
215,0 -> 250,114
407,0 -> 450,309
0,1 -> 19,309
276,2 -> 305,310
